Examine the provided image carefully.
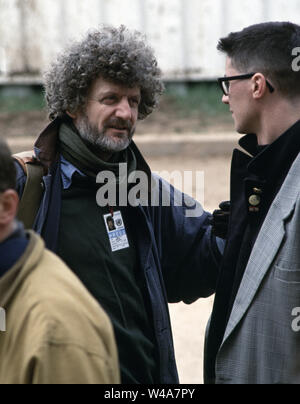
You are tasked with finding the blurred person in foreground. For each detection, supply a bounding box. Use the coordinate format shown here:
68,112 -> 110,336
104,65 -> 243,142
205,21 -> 300,384
0,139 -> 120,384
14,25 -> 224,384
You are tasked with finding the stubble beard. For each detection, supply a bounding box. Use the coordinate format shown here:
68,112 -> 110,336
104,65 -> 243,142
75,114 -> 135,154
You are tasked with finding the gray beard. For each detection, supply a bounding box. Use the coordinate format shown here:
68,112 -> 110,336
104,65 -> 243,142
75,115 -> 135,154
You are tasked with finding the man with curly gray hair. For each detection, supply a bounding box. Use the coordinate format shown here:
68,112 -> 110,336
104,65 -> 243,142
14,25 -> 223,384
45,25 -> 163,122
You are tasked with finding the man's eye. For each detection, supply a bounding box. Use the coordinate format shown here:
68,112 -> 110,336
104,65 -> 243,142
130,99 -> 140,107
103,96 -> 117,104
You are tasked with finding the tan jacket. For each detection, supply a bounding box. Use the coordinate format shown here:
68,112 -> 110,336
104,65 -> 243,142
0,231 -> 120,384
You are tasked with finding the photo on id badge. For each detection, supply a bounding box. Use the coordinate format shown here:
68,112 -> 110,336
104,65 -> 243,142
104,211 -> 130,252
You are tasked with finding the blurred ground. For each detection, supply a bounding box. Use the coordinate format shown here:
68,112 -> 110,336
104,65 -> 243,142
1,103 -> 234,384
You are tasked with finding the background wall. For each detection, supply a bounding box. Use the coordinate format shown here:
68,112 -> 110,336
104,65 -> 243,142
1,0 -> 300,84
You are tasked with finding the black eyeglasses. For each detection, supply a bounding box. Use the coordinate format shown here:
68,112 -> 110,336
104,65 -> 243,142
218,73 -> 275,96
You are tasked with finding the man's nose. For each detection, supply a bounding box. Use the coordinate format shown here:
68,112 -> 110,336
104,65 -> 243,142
115,98 -> 132,120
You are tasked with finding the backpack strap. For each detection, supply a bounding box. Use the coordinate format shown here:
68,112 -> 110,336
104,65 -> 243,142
13,151 -> 45,229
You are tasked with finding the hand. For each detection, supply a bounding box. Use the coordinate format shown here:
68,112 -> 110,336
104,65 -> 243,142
210,201 -> 231,240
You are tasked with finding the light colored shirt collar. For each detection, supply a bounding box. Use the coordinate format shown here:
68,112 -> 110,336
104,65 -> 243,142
60,155 -> 86,190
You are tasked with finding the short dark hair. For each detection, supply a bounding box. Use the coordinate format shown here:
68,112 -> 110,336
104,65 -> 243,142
217,22 -> 300,98
0,139 -> 16,192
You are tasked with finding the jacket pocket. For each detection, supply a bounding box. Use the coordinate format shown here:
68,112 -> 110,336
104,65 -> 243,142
275,265 -> 300,284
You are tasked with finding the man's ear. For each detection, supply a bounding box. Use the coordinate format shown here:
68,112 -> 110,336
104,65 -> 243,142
252,73 -> 268,99
0,190 -> 19,227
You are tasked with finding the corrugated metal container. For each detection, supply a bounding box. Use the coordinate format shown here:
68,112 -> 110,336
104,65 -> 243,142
1,0 -> 300,83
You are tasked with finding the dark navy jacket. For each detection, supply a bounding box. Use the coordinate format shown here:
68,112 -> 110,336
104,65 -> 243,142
15,119 -> 224,384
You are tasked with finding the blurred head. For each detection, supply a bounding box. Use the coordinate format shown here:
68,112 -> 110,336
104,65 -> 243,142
0,140 -> 18,242
217,22 -> 300,134
44,25 -> 164,154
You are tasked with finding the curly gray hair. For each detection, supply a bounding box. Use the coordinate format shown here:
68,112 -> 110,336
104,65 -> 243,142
44,25 -> 164,121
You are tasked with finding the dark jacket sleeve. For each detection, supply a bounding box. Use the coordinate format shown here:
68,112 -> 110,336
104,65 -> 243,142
153,176 -> 224,304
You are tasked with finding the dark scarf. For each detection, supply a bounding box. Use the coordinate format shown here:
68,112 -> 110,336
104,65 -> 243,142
58,123 -> 137,183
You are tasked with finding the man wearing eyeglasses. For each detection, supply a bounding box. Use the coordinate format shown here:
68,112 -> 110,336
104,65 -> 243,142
205,21 -> 300,384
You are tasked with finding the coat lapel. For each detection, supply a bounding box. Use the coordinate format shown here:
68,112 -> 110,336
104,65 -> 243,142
222,152 -> 300,345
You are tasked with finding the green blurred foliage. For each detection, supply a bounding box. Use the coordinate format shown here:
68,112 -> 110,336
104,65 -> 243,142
165,82 -> 229,118
0,86 -> 45,113
0,83 -> 232,133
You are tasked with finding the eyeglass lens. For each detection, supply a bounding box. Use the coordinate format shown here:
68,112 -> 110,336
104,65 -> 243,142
223,81 -> 229,95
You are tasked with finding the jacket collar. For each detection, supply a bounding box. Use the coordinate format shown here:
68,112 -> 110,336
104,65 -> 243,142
0,222 -> 28,278
238,133 -> 258,157
0,232 -> 44,308
34,119 -> 62,169
238,120 -> 300,182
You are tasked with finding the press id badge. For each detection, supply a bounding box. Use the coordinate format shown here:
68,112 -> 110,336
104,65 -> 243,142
103,211 -> 130,252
